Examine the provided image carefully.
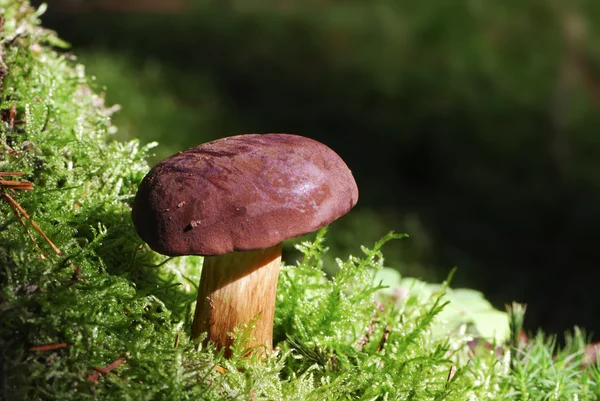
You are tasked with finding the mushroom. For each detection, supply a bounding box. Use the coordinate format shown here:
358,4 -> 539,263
132,133 -> 358,356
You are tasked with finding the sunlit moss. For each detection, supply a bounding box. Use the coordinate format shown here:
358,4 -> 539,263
0,2 -> 599,400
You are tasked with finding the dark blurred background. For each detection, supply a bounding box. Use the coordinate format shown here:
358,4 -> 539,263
35,0 -> 600,339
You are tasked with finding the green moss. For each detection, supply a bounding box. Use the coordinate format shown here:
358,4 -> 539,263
0,1 -> 599,400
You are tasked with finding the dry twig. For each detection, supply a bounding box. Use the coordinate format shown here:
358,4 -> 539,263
2,190 -> 63,256
29,342 -> 69,352
87,357 -> 127,383
376,325 -> 391,352
0,171 -> 62,256
174,331 -> 180,348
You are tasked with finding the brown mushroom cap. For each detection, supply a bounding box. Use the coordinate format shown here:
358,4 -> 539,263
132,133 -> 358,256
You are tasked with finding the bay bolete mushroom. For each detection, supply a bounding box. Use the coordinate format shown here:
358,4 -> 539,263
132,133 -> 358,356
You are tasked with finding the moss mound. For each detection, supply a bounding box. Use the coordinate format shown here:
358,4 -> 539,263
1,2 -> 599,400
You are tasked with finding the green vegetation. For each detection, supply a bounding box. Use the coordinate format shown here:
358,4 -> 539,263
1,1 -> 600,400
43,0 -> 600,336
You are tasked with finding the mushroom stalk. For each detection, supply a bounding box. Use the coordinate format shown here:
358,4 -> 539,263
192,243 -> 283,356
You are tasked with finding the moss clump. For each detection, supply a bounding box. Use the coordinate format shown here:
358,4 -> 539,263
1,1 -> 599,400
0,1 -> 178,398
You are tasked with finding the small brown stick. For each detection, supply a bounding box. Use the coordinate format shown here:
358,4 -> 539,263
250,388 -> 257,401
174,331 -> 180,348
0,171 -> 24,177
87,357 -> 127,383
447,365 -> 457,382
376,325 -> 391,352
357,301 -> 384,350
1,172 -> 80,277
4,105 -> 24,127
2,191 -> 63,256
0,179 -> 33,190
4,190 -> 46,259
214,365 -> 227,374
93,357 -> 127,374
8,105 -> 16,128
29,342 -> 68,352
71,264 -> 82,283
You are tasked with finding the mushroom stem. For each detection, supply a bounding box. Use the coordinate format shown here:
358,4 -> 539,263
192,243 -> 283,356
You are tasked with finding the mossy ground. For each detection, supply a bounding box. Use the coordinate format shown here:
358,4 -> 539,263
1,2 -> 599,400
